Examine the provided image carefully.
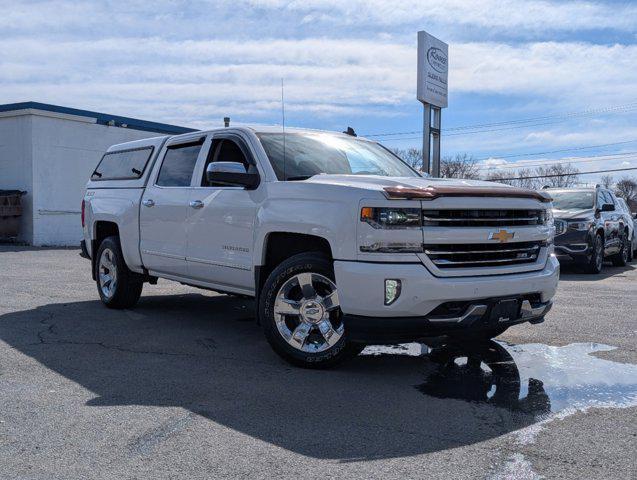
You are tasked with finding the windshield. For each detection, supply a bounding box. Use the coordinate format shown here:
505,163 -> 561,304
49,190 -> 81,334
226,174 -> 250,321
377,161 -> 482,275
257,132 -> 418,180
550,190 -> 595,210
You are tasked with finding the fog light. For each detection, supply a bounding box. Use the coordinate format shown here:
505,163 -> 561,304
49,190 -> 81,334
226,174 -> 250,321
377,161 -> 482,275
384,279 -> 401,305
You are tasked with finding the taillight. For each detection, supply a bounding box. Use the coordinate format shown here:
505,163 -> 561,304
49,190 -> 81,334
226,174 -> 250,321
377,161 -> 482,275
81,199 -> 85,227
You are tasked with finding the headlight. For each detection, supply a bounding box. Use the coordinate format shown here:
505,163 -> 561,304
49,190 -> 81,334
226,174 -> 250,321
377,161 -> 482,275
360,207 -> 421,229
568,220 -> 593,231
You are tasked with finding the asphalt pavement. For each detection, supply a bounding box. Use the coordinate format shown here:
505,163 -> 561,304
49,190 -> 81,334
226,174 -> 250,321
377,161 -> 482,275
0,246 -> 635,479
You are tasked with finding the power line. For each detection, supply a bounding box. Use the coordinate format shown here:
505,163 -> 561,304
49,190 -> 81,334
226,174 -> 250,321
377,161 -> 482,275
363,101 -> 637,138
476,151 -> 637,171
473,139 -> 637,161
503,166 -> 637,181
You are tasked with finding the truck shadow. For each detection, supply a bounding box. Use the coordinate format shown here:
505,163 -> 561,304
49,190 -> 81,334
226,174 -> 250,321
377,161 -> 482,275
0,294 -> 551,461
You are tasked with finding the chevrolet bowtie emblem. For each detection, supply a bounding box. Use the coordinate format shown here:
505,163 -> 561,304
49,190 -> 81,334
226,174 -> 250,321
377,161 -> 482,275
489,229 -> 515,243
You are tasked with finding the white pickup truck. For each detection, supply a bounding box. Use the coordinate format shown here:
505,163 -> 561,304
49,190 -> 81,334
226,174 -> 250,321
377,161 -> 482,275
81,126 -> 559,367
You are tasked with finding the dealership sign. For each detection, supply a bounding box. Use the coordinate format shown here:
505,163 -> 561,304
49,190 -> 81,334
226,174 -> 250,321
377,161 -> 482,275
417,31 -> 448,108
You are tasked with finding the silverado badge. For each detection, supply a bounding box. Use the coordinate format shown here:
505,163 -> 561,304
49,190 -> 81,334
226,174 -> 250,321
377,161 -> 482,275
489,229 -> 515,243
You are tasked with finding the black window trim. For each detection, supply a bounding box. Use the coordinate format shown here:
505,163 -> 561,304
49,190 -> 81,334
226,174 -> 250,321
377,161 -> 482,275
154,137 -> 206,188
91,146 -> 155,181
199,133 -> 259,188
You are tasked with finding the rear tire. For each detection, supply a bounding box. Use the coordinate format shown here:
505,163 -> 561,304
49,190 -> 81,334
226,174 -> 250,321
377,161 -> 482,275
259,252 -> 364,368
95,236 -> 143,309
585,234 -> 604,274
611,232 -> 629,267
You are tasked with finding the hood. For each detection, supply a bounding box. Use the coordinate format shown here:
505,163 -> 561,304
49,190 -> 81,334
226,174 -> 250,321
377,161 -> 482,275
552,208 -> 594,220
301,175 -> 551,202
302,174 -> 510,191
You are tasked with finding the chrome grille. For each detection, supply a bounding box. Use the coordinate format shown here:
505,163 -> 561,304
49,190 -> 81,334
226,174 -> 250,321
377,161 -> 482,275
422,209 -> 544,227
424,241 -> 544,269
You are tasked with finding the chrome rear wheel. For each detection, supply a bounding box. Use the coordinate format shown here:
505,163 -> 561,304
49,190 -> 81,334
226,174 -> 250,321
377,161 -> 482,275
98,248 -> 117,299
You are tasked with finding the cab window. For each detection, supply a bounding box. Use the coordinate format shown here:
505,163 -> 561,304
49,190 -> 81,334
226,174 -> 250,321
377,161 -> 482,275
201,138 -> 252,187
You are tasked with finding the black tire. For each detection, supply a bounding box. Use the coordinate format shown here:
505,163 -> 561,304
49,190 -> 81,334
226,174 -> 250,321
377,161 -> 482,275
611,231 -> 629,267
584,234 -> 604,274
259,252 -> 364,368
95,236 -> 143,309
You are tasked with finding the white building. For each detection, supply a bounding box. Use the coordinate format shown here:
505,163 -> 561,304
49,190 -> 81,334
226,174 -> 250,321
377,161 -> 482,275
0,102 -> 193,246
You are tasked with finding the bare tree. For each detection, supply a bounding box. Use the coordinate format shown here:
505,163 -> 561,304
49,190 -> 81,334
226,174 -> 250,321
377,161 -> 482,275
615,177 -> 637,202
440,153 -> 480,179
484,163 -> 580,188
600,174 -> 614,189
485,170 -> 516,185
533,163 -> 581,188
391,148 -> 423,170
391,148 -> 480,179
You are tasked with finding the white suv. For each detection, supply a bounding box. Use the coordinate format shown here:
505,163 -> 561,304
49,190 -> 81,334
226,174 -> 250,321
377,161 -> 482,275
81,126 -> 559,367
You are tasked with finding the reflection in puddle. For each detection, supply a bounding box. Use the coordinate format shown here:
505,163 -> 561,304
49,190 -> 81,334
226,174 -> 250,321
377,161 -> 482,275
362,341 -> 637,416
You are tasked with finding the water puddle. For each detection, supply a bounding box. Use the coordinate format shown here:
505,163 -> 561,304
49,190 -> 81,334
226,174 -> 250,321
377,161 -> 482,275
362,341 -> 637,417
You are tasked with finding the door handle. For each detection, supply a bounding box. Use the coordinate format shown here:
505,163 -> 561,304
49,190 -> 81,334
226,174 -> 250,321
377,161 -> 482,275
142,199 -> 155,207
189,200 -> 204,209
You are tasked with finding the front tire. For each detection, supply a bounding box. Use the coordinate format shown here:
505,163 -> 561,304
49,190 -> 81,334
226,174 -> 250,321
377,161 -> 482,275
584,234 -> 604,274
95,236 -> 143,309
259,252 -> 364,368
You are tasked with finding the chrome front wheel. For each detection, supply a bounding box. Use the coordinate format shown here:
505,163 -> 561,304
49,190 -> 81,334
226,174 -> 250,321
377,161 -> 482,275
260,252 -> 364,368
274,272 -> 344,353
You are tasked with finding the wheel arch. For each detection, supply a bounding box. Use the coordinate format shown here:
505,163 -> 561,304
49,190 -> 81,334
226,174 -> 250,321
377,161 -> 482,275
91,221 -> 120,280
254,232 -> 333,309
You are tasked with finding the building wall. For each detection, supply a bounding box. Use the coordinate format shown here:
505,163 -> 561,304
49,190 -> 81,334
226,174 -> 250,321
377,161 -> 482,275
1,109 -> 164,246
0,115 -> 34,242
30,114 -> 158,246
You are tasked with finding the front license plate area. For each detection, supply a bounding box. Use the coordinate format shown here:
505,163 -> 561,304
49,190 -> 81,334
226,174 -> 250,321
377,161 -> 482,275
489,299 -> 520,323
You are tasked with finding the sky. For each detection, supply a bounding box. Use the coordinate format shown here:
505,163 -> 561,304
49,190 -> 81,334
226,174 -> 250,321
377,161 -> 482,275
2,0 -> 637,184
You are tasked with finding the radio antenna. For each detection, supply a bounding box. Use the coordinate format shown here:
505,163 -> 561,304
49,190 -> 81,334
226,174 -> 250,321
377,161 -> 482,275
281,78 -> 287,181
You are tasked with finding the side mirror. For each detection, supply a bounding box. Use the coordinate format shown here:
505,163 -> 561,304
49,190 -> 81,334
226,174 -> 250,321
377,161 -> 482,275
600,203 -> 615,212
206,162 -> 259,189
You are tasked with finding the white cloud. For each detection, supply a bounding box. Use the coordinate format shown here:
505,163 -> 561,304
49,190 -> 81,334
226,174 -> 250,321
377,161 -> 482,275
2,34 -> 637,126
9,1 -> 630,35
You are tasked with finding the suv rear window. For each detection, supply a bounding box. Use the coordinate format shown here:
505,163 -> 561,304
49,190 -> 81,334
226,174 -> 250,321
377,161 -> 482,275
91,147 -> 154,180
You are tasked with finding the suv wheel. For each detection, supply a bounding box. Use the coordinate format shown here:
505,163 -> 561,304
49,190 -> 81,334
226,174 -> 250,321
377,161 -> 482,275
611,232 -> 629,267
259,252 -> 364,368
95,236 -> 143,308
585,234 -> 604,274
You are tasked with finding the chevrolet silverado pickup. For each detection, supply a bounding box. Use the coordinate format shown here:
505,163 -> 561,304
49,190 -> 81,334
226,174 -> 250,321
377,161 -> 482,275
81,126 -> 559,367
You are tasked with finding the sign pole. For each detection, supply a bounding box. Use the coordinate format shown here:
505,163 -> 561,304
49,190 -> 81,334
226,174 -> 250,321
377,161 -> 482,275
417,30 -> 448,177
422,103 -> 431,174
431,106 -> 441,177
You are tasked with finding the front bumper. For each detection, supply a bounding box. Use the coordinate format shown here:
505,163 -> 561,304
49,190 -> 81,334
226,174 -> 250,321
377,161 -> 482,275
344,299 -> 552,343
334,254 -> 559,343
554,228 -> 592,260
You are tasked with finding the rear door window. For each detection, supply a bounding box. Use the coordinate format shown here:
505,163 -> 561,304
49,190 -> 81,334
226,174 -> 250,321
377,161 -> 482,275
91,147 -> 153,180
156,140 -> 204,187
